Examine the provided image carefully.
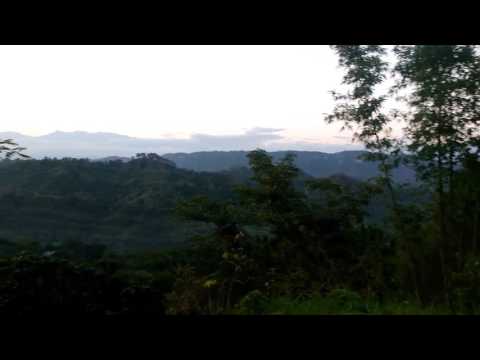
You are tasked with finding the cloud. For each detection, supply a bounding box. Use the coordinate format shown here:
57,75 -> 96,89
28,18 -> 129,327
244,127 -> 284,135
186,127 -> 284,151
264,139 -> 364,153
333,135 -> 353,140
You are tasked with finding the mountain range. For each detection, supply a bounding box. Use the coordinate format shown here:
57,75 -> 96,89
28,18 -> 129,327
161,151 -> 415,182
96,151 -> 415,183
0,130 -> 363,158
1,131 -> 415,182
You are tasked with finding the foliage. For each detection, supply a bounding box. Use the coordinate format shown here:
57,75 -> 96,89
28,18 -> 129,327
0,156 -> 236,251
164,265 -> 205,315
0,138 -> 28,159
451,255 -> 480,314
235,290 -> 269,315
258,296 -> 452,315
0,252 -> 165,315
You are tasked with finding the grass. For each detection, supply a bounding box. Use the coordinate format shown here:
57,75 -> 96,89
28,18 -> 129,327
246,296 -> 454,315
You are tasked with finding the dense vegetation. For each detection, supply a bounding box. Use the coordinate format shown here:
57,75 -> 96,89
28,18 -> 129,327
0,154 -> 236,251
1,45 -> 480,315
0,153 -> 415,251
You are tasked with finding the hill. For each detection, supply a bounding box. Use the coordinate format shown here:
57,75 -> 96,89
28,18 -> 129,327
0,131 -> 414,182
163,150 -> 415,183
0,153 -> 391,251
0,155 -> 236,251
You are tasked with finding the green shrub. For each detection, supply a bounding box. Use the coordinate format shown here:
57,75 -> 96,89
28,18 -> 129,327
326,288 -> 366,313
451,255 -> 480,314
236,290 -> 269,314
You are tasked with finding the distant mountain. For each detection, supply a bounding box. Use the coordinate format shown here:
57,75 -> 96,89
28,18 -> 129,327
0,131 -> 415,182
0,131 -> 152,159
163,151 -> 416,183
0,130 -> 364,159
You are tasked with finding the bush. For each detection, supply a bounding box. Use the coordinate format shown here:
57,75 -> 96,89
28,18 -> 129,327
451,255 -> 480,314
236,290 -> 269,314
164,265 -> 206,315
326,289 -> 367,313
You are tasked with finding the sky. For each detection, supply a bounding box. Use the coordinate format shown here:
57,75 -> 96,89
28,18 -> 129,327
0,45 -> 401,153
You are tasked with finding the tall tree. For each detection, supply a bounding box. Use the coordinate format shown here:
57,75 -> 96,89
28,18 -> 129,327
326,46 -> 400,194
326,45 -> 423,303
392,45 -> 480,307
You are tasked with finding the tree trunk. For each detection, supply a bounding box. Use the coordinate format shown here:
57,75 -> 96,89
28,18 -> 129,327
437,152 -> 454,312
381,158 -> 423,306
448,146 -> 462,270
473,197 -> 479,254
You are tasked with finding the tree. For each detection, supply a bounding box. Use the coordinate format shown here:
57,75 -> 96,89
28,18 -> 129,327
393,45 -> 480,307
173,150 -> 313,306
326,46 -> 401,195
327,45 -> 423,303
235,149 -> 308,233
174,149 -> 390,301
0,138 -> 28,159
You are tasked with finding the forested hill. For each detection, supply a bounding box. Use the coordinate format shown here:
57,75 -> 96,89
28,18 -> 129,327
0,155 -> 238,251
0,153 -> 380,252
0,152 -> 323,250
162,150 -> 415,183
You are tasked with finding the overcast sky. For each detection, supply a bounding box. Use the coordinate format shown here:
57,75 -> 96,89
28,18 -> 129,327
0,45 -> 401,152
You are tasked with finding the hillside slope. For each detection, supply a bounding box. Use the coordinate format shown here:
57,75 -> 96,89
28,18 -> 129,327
163,150 -> 415,183
0,156 -> 235,251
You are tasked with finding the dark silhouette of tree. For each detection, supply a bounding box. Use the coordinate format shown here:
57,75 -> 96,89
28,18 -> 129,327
393,45 -> 480,308
0,138 -> 28,159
